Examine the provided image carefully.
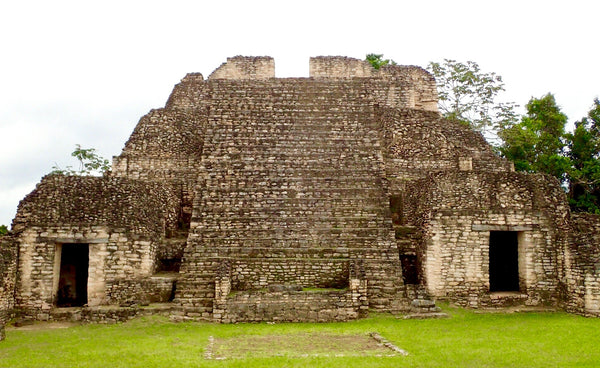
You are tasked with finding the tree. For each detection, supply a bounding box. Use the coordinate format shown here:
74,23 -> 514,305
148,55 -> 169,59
567,98 -> 600,213
365,53 -> 396,69
427,59 -> 518,137
51,144 -> 110,176
0,225 -> 7,236
499,93 -> 570,183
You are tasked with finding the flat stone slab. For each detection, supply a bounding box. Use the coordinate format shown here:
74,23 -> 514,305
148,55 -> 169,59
205,332 -> 408,359
402,312 -> 450,320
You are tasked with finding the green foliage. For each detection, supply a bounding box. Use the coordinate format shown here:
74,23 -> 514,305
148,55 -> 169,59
51,144 -> 110,176
499,94 -> 571,183
365,53 -> 396,69
428,59 -> 518,136
567,99 -> 600,212
0,224 -> 7,236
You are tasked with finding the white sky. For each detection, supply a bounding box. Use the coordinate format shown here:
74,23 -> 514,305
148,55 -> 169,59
1,0 -> 599,227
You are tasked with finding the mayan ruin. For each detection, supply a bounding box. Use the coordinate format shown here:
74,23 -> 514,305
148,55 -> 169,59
1,56 -> 599,339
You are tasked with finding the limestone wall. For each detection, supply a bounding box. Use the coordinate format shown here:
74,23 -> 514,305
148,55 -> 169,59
12,55 -> 594,322
0,236 -> 17,341
309,56 -> 375,78
11,176 -> 179,317
105,274 -> 176,305
378,107 -> 513,190
566,213 -> 600,316
175,77 -> 405,314
217,290 -> 362,323
165,73 -> 209,110
12,175 -> 179,235
404,171 -> 570,307
112,108 -> 207,226
208,56 -> 275,80
310,56 -> 438,111
211,259 -> 368,323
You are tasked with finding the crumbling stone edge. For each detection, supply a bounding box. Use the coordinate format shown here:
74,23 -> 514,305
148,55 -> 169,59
370,331 -> 409,356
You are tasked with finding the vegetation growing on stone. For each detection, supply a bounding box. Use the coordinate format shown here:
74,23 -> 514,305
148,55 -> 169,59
51,144 -> 110,176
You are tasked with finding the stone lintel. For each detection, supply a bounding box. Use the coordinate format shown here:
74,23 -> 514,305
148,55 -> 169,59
37,237 -> 109,244
471,224 -> 535,232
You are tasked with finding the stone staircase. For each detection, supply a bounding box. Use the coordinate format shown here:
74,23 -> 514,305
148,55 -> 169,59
175,79 -> 404,317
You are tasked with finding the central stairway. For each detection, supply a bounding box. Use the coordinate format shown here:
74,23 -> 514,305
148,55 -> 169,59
174,79 -> 405,319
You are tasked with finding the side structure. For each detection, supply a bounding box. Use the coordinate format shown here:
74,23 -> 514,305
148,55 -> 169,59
3,56 -> 600,329
0,235 -> 17,340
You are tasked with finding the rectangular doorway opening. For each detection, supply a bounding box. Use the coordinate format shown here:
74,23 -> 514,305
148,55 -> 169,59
489,231 -> 519,292
57,243 -> 89,307
400,254 -> 419,285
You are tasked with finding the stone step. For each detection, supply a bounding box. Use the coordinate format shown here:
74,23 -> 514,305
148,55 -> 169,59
207,141 -> 381,151
208,96 -> 373,106
204,136 -> 380,144
194,215 -> 391,226
206,118 -> 379,126
189,228 -> 395,239
204,128 -> 378,139
199,167 -> 385,177
200,181 -> 386,190
196,198 -> 389,210
201,169 -> 384,180
198,176 -> 385,184
195,207 -> 388,217
186,239 -> 396,250
208,89 -> 373,100
182,245 -> 397,257
198,192 -> 388,201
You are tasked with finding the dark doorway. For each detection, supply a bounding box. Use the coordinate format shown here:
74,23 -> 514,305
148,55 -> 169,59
57,243 -> 89,307
400,254 -> 419,285
489,231 -> 519,292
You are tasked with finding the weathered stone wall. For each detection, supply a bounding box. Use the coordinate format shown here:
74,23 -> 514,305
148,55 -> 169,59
175,77 -> 405,314
12,175 -> 179,235
310,56 -> 375,78
13,55 -> 598,323
14,225 -> 164,317
217,290 -> 361,323
208,56 -> 275,80
309,56 -> 438,111
565,213 -> 600,316
105,274 -> 177,305
0,236 -> 17,341
378,107 -> 514,190
112,108 -> 207,228
228,260 -> 349,291
212,260 -> 368,323
404,171 -> 570,308
11,176 -> 179,317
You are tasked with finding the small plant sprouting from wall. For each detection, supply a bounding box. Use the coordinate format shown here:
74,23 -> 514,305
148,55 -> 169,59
51,144 -> 110,176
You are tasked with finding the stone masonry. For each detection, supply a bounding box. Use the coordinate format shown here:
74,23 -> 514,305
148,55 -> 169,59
0,236 -> 17,341
2,56 -> 599,334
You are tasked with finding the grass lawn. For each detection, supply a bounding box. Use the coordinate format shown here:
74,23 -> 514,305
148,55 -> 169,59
1,306 -> 599,367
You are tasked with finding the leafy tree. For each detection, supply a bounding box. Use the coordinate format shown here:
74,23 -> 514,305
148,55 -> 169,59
427,59 -> 518,137
51,144 -> 110,176
567,98 -> 600,213
499,93 -> 570,183
365,53 -> 396,69
0,225 -> 7,236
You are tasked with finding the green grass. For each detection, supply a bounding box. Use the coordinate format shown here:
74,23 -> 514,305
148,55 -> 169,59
1,306 -> 599,367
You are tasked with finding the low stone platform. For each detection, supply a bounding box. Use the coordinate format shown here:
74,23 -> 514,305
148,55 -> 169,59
16,304 -> 178,324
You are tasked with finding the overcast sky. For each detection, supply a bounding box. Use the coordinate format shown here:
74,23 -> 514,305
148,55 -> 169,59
1,0 -> 598,227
